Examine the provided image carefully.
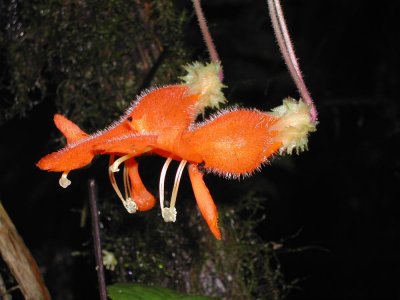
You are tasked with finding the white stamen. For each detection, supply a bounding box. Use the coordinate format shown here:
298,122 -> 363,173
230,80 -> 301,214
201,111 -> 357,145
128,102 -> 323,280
158,159 -> 187,223
170,160 -> 187,210
159,157 -> 173,211
123,164 -> 131,201
59,172 -> 71,188
109,156 -> 125,203
109,154 -> 135,173
108,155 -> 137,214
160,157 -> 182,222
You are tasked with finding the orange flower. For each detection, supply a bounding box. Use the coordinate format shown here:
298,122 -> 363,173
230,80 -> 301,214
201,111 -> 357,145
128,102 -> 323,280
37,62 -> 315,240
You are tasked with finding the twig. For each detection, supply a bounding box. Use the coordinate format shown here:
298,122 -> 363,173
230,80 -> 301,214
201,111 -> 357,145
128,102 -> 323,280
88,179 -> 107,300
0,202 -> 51,300
268,0 -> 318,122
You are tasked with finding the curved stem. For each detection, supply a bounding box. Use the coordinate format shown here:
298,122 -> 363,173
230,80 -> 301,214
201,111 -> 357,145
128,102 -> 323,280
268,0 -> 318,122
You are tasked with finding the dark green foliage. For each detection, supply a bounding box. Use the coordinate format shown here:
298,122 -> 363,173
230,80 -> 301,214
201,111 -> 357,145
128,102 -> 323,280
0,0 -> 189,128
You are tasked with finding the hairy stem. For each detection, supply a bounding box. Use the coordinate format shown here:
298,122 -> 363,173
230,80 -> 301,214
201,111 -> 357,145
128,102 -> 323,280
88,179 -> 107,300
192,0 -> 224,80
268,0 -> 318,122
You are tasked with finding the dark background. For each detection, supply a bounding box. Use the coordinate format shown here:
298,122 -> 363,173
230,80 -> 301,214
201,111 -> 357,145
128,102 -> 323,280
201,1 -> 400,298
1,0 -> 399,299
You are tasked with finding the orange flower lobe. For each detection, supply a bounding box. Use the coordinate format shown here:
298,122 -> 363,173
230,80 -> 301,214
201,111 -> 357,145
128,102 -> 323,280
179,109 -> 282,178
188,164 -> 221,240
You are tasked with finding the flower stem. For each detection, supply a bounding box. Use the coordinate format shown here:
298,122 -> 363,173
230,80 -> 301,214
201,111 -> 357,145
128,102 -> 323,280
268,0 -> 318,122
88,179 -> 107,300
192,0 -> 224,80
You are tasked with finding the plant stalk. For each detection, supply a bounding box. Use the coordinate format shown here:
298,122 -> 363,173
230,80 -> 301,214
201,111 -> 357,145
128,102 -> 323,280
88,179 -> 107,300
268,0 -> 318,122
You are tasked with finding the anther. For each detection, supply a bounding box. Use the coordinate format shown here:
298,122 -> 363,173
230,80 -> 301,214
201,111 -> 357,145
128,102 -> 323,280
162,207 -> 177,222
59,172 -> 71,188
124,197 -> 138,214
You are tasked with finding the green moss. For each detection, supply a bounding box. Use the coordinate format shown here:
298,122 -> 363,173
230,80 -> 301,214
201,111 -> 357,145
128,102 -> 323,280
0,0 -> 189,128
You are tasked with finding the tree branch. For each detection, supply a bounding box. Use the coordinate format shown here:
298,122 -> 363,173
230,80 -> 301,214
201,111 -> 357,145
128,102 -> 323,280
0,202 -> 51,300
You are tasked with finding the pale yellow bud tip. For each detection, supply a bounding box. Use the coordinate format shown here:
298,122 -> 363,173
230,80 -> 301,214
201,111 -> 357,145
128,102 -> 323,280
180,61 -> 226,112
269,98 -> 317,154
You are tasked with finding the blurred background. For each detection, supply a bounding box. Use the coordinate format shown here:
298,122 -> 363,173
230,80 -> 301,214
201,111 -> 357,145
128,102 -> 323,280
0,0 -> 399,299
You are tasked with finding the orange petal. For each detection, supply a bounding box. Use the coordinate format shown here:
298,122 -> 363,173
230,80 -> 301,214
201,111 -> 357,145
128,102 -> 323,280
36,144 -> 95,172
130,85 -> 201,133
54,114 -> 88,144
125,158 -> 155,211
188,164 -> 221,240
37,115 -> 93,172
